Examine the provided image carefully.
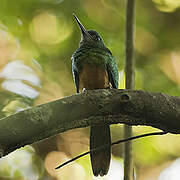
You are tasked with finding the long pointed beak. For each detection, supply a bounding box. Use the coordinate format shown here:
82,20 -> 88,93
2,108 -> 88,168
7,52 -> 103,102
73,14 -> 92,41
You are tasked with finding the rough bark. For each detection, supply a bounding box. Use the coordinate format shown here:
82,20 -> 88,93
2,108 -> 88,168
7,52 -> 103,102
0,89 -> 180,158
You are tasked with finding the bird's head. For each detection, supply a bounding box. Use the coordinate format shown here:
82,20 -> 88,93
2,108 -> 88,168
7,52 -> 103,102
73,14 -> 106,49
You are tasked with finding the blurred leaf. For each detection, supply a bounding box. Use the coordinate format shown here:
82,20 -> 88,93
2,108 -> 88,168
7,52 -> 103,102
0,146 -> 44,180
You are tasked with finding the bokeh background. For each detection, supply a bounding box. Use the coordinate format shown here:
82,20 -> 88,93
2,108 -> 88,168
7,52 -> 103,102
0,0 -> 180,179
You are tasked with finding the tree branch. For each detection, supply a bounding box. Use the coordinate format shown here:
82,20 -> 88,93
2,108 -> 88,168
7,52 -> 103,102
0,89 -> 180,158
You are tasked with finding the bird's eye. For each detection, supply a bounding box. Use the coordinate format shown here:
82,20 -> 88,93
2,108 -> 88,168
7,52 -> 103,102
92,35 -> 101,41
97,36 -> 101,41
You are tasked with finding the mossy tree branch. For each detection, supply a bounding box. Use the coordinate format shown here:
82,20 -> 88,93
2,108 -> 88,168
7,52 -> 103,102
0,89 -> 180,158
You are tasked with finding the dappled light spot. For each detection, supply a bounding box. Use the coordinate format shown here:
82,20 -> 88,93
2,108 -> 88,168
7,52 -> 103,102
0,60 -> 40,99
0,146 -> 44,180
53,0 -> 64,3
93,157 -> 124,180
171,52 -> 180,86
119,70 -> 125,89
153,0 -> 180,12
158,51 -> 180,87
0,26 -> 20,65
57,129 -> 88,156
45,151 -> 86,180
2,80 -> 39,99
29,11 -> 73,46
2,100 -> 30,115
17,18 -> 23,26
0,60 -> 40,86
136,27 -> 158,56
159,158 -> 180,180
40,0 -> 64,4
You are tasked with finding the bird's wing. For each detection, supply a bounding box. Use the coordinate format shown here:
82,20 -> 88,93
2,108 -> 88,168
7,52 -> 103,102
72,68 -> 79,93
106,58 -> 119,89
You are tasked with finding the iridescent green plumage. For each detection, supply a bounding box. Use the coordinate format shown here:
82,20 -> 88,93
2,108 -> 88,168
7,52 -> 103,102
72,34 -> 119,92
71,14 -> 119,176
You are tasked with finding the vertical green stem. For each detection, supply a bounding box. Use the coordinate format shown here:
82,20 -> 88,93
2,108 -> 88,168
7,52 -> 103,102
124,0 -> 136,180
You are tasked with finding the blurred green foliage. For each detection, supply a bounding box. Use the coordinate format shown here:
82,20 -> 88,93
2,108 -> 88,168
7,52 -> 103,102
0,0 -> 180,179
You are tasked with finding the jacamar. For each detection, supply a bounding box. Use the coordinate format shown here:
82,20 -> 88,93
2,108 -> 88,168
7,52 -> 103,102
71,14 -> 119,176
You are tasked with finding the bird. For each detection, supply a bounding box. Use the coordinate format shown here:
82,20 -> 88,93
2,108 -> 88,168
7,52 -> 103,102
71,14 -> 119,176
